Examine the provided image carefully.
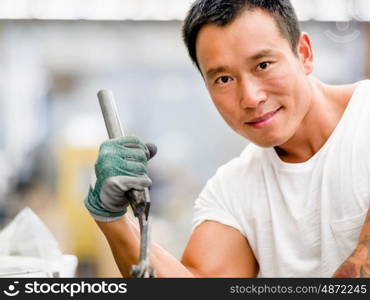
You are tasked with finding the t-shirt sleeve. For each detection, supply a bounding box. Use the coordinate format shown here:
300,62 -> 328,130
192,168 -> 244,235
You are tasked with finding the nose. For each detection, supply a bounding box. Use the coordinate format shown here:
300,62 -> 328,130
239,79 -> 267,109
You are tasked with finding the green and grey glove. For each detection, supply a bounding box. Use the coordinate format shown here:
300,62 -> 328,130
84,136 -> 157,222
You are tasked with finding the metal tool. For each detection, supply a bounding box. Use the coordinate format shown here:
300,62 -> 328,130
97,89 -> 155,278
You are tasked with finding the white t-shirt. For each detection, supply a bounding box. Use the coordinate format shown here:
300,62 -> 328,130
192,80 -> 370,277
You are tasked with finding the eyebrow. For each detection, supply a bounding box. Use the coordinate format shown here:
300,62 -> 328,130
205,49 -> 276,79
249,49 -> 275,61
205,66 -> 228,79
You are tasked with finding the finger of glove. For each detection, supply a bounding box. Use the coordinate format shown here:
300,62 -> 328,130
100,136 -> 157,161
113,136 -> 154,160
98,141 -> 148,164
102,136 -> 148,153
125,142 -> 157,160
145,143 -> 157,160
100,175 -> 152,212
97,158 -> 149,182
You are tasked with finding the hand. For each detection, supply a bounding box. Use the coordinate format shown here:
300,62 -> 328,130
333,208 -> 370,278
84,136 -> 157,222
332,244 -> 370,278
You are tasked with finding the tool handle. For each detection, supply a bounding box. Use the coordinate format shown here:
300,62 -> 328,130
97,89 -> 125,139
97,89 -> 149,214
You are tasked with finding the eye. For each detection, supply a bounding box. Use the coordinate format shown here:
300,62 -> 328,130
256,61 -> 271,71
215,75 -> 233,85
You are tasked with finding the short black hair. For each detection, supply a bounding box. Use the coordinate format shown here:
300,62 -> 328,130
182,0 -> 301,70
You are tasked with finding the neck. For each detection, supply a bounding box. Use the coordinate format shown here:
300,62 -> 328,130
275,77 -> 357,163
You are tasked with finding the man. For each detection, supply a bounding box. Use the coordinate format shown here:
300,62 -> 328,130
85,0 -> 370,277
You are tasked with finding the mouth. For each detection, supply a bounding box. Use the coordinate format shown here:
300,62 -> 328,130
245,107 -> 282,129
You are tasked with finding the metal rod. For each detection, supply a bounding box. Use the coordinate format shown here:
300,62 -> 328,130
97,89 -> 125,139
97,88 -> 155,278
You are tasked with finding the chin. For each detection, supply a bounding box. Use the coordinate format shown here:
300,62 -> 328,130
237,125 -> 293,148
252,140 -> 279,148
247,135 -> 288,148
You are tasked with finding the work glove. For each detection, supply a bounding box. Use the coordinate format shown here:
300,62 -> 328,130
84,136 -> 157,222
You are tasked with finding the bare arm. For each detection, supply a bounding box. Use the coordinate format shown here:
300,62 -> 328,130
97,217 -> 259,278
181,220 -> 259,277
333,207 -> 370,278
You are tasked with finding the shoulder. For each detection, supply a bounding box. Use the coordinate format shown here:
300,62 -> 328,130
360,79 -> 370,89
349,79 -> 370,103
198,143 -> 268,200
329,79 -> 370,109
213,143 -> 266,183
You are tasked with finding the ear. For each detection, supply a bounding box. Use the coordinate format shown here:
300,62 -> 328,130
297,32 -> 314,75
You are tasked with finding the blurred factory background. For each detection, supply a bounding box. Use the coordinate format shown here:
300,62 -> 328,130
0,0 -> 369,277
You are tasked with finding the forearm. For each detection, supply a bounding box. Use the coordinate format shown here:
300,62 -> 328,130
96,215 -> 195,278
333,208 -> 370,278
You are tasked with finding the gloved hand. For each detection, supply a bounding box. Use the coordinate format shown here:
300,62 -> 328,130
84,136 -> 157,222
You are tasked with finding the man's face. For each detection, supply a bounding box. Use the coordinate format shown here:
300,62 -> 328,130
196,9 -> 313,147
